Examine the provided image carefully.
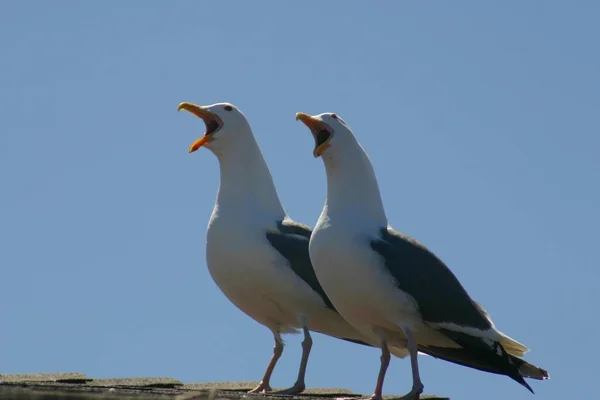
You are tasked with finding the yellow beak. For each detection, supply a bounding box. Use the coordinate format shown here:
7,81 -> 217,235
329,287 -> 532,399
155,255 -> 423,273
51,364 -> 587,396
187,136 -> 212,153
296,112 -> 332,157
177,102 -> 219,153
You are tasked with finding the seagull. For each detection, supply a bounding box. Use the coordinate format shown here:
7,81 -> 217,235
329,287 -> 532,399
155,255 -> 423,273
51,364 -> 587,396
177,102 -> 408,395
295,111 -> 549,400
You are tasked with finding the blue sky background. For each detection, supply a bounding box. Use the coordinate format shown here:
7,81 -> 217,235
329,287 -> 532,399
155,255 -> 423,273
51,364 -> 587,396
1,2 -> 598,399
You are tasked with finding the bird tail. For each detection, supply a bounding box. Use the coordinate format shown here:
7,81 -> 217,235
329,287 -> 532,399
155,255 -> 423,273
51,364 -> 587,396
498,331 -> 529,357
421,329 -> 549,393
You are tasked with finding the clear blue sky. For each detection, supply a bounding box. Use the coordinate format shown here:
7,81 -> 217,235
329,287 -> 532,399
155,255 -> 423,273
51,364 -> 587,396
1,2 -> 598,399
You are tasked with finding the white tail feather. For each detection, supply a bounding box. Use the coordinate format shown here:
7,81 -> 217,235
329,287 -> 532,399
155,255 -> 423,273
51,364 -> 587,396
498,331 -> 529,357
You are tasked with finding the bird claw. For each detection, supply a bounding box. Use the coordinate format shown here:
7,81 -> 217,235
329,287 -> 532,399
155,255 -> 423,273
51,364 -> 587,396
394,384 -> 424,400
248,382 -> 273,394
272,382 -> 305,395
369,383 -> 423,400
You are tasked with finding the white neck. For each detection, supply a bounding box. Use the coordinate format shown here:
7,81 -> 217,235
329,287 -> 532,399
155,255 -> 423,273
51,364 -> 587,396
213,135 -> 286,219
320,137 -> 388,228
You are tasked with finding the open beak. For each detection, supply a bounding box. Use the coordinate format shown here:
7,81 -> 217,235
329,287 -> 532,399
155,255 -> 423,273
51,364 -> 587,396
296,112 -> 333,157
177,102 -> 223,153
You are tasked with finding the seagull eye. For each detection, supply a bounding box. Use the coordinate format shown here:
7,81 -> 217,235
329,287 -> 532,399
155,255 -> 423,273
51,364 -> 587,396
224,105 -> 233,111
331,114 -> 338,119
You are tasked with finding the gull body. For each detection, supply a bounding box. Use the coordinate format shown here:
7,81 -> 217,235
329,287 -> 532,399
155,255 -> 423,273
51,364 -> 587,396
296,111 -> 549,399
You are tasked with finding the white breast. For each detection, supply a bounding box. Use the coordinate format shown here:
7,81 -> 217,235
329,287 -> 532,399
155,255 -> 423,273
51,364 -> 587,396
206,209 -> 330,334
309,217 -> 421,343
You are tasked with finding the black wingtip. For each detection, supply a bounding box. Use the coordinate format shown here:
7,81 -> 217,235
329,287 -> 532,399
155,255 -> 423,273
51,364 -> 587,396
499,344 -> 534,394
515,374 -> 534,394
432,329 -> 542,394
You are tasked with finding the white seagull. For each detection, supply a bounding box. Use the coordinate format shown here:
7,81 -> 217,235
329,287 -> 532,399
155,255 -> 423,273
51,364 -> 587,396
177,102 -> 407,394
296,111 -> 549,399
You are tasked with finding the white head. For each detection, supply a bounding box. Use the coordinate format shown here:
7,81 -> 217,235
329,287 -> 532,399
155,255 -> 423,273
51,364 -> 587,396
177,102 -> 253,157
295,111 -> 359,159
295,111 -> 388,224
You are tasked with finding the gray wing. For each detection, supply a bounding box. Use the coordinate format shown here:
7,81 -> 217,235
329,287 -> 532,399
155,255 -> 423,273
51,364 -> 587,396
371,228 -> 549,392
266,219 -> 371,347
370,227 -> 491,330
265,219 -> 337,311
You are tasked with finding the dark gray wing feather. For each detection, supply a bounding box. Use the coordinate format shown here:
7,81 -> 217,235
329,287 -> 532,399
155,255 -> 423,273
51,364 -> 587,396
266,219 -> 371,347
370,227 -> 491,330
265,220 -> 336,311
426,330 -> 535,392
371,228 -> 549,391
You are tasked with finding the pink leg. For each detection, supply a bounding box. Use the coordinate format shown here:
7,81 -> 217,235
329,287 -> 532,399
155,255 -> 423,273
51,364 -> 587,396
370,329 -> 423,400
248,332 -> 284,394
370,340 -> 391,400
274,325 -> 312,395
400,328 -> 424,400
391,328 -> 423,400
